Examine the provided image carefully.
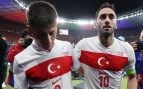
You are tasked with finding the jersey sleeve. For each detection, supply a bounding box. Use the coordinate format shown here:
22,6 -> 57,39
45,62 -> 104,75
13,58 -> 29,89
73,39 -> 85,71
65,42 -> 80,71
124,42 -> 136,75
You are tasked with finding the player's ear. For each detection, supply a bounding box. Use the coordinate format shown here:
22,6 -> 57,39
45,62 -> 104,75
94,21 -> 97,29
139,30 -> 143,41
115,19 -> 118,30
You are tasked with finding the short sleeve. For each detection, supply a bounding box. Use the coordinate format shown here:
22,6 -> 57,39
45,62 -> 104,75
13,58 -> 29,89
124,42 -> 136,75
72,39 -> 85,71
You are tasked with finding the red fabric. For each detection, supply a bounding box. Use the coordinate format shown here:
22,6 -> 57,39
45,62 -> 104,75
79,50 -> 128,71
8,44 -> 24,64
25,56 -> 72,82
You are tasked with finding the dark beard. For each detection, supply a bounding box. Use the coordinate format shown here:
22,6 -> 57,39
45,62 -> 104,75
101,31 -> 112,38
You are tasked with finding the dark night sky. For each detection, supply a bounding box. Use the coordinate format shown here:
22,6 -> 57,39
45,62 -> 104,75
49,0 -> 143,19
22,0 -> 143,19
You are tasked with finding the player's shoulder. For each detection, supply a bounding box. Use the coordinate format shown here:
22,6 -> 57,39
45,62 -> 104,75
14,45 -> 32,63
55,39 -> 72,47
78,36 -> 97,44
55,39 -> 73,54
116,38 -> 133,51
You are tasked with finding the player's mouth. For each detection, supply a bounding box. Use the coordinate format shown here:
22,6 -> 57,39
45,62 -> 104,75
103,26 -> 111,31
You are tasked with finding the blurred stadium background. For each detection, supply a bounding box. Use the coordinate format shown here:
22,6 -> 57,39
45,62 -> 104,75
1,0 -> 143,89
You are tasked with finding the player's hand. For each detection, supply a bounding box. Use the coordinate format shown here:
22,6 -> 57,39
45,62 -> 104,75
130,42 -> 137,50
77,67 -> 84,76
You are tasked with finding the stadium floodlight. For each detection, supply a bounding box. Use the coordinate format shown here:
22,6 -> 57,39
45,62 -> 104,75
117,9 -> 143,20
77,20 -> 90,25
14,0 -> 27,10
89,20 -> 94,25
57,18 -> 67,24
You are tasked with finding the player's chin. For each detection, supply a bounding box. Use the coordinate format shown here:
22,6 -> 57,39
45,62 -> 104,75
48,43 -> 54,50
102,31 -> 113,36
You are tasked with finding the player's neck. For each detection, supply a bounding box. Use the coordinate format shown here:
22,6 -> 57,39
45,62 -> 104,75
99,35 -> 114,47
35,39 -> 53,51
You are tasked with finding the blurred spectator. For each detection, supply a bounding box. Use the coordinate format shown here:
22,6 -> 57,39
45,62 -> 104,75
8,37 -> 25,64
1,35 -> 10,50
0,35 -> 10,88
130,30 -> 143,89
7,30 -> 32,87
0,34 -> 7,89
130,30 -> 143,51
1,35 -> 6,41
139,30 -> 143,41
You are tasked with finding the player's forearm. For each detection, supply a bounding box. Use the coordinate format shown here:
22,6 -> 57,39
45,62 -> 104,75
127,75 -> 137,89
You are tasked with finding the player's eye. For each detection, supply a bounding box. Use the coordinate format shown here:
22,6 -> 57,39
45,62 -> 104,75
109,14 -> 115,20
100,14 -> 106,20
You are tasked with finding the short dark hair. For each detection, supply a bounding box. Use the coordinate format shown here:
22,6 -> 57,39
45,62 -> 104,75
20,29 -> 28,38
27,1 -> 58,28
95,2 -> 115,19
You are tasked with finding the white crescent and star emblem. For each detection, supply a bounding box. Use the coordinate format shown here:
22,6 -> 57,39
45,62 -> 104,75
97,57 -> 109,66
48,63 -> 61,74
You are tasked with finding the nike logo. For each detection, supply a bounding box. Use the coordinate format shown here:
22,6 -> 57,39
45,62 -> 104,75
52,78 -> 61,85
